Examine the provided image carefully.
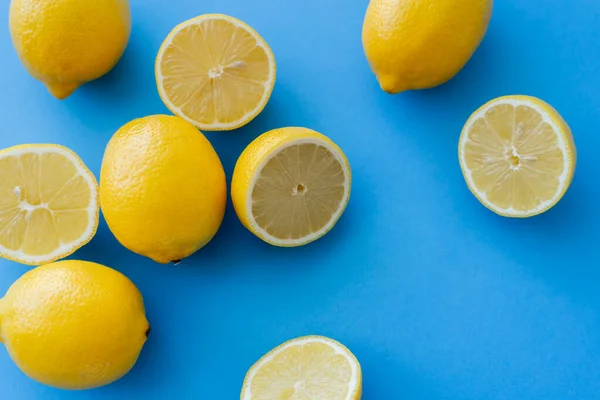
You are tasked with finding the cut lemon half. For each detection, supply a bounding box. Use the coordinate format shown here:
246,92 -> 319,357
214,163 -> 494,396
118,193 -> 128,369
231,127 -> 351,247
241,336 -> 362,400
0,145 -> 99,265
459,95 -> 576,217
155,14 -> 276,131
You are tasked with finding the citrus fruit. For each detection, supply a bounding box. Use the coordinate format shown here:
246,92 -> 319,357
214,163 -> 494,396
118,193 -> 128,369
9,0 -> 131,99
362,0 -> 493,93
100,115 -> 227,264
231,127 -> 351,247
0,144 -> 99,265
155,14 -> 276,131
459,95 -> 576,217
241,336 -> 362,400
0,260 -> 149,390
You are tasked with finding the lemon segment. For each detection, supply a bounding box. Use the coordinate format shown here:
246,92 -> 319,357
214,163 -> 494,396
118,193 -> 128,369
241,336 -> 362,400
459,96 -> 576,217
0,145 -> 99,265
155,14 -> 276,131
231,127 -> 351,247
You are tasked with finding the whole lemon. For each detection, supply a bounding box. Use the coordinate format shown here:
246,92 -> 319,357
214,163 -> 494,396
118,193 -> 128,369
362,0 -> 493,94
9,0 -> 131,99
0,261 -> 149,390
100,115 -> 227,264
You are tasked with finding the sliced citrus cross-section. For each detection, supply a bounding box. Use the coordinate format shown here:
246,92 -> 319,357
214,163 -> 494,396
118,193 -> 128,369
0,145 -> 99,265
231,127 -> 352,247
241,336 -> 362,400
155,14 -> 276,131
459,95 -> 576,217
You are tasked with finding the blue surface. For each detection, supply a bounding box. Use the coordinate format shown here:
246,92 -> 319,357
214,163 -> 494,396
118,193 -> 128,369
1,0 -> 600,398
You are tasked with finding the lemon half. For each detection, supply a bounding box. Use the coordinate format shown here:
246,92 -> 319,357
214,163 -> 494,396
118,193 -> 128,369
0,145 -> 99,265
155,14 -> 276,131
459,95 -> 576,217
231,127 -> 352,247
241,336 -> 362,400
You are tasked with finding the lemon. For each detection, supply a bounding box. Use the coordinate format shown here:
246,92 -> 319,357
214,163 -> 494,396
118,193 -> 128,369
9,0 -> 131,99
155,14 -> 276,131
0,260 -> 149,390
362,0 -> 493,94
241,336 -> 362,400
100,115 -> 227,264
231,127 -> 351,247
459,95 -> 576,217
0,144 -> 99,266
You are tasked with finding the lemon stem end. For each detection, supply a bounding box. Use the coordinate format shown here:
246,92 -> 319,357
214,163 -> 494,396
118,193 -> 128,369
46,82 -> 80,100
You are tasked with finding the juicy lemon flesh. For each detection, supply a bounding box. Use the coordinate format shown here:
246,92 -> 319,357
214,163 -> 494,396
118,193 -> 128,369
158,16 -> 273,129
247,341 -> 356,400
252,142 -> 346,241
463,103 -> 567,214
0,149 -> 95,262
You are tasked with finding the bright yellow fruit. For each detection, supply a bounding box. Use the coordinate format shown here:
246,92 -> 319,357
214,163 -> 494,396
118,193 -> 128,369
156,14 -> 276,131
9,0 -> 131,99
362,0 -> 493,94
0,144 -> 99,265
100,115 -> 227,263
459,95 -> 576,217
0,260 -> 149,390
231,127 -> 351,247
241,336 -> 362,400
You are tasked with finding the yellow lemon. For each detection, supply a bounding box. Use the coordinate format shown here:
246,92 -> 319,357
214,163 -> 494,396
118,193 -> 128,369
100,115 -> 227,263
9,0 -> 131,99
362,0 -> 493,94
459,95 -> 576,217
156,14 -> 276,131
0,144 -> 99,265
0,260 -> 149,390
241,336 -> 362,400
231,127 -> 351,247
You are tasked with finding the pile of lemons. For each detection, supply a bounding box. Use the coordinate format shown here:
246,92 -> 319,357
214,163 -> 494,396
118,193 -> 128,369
0,0 -> 576,398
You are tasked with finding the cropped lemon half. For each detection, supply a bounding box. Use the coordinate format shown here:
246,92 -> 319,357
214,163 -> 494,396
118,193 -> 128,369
459,96 -> 576,217
231,127 -> 352,247
241,336 -> 362,400
0,145 -> 99,265
156,14 -> 276,131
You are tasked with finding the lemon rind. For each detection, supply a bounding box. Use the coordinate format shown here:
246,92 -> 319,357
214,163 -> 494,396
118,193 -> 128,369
240,335 -> 362,400
458,96 -> 575,218
0,145 -> 99,265
245,137 -> 351,247
155,14 -> 277,131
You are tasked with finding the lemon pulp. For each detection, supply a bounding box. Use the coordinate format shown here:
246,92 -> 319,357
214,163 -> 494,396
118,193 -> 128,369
0,145 -> 99,265
156,14 -> 276,131
232,128 -> 351,247
459,96 -> 576,217
241,336 -> 362,400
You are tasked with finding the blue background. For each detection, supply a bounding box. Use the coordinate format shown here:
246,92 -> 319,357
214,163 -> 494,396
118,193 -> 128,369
1,0 -> 600,398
